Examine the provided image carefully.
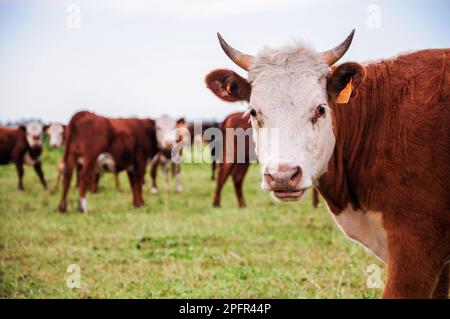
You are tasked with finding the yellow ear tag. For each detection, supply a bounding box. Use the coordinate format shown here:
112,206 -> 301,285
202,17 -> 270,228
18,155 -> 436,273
226,83 -> 232,94
336,79 -> 352,104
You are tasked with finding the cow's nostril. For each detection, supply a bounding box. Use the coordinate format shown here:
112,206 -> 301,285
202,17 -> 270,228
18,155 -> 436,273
264,171 -> 274,183
291,167 -> 301,182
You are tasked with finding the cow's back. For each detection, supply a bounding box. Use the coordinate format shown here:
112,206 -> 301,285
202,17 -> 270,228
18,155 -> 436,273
109,118 -> 157,159
64,111 -> 113,160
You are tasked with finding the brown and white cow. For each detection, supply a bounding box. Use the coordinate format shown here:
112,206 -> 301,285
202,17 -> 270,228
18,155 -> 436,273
0,121 -> 47,190
150,115 -> 186,194
58,111 -> 158,213
44,123 -> 123,194
205,31 -> 450,298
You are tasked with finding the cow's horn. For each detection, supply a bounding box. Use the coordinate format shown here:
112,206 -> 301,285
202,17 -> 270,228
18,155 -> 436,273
217,33 -> 253,71
321,29 -> 355,66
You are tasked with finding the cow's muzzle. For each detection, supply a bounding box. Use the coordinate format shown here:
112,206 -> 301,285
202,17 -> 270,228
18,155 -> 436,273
264,166 -> 306,201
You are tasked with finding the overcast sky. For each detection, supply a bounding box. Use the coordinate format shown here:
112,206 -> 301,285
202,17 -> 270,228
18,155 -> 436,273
0,0 -> 449,123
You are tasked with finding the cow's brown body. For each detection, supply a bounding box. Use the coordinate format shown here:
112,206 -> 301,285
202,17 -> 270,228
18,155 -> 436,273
213,112 -> 253,207
58,111 -> 158,212
0,126 -> 47,190
316,49 -> 450,298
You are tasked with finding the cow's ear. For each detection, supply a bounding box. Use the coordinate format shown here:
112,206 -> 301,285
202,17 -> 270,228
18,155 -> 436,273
176,118 -> 186,125
19,125 -> 26,132
327,62 -> 366,104
205,69 -> 251,102
43,124 -> 50,132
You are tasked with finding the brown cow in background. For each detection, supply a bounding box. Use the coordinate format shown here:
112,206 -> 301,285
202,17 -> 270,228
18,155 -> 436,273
212,112 -> 254,207
45,123 -> 123,194
58,111 -> 158,213
0,122 -> 47,190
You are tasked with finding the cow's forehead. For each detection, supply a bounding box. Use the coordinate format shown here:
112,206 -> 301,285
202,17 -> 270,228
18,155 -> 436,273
156,115 -> 176,128
248,43 -> 329,84
48,124 -> 64,133
26,122 -> 43,134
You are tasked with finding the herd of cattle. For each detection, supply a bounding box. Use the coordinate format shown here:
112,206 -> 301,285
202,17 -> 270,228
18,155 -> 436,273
1,30 -> 449,298
0,111 -> 272,211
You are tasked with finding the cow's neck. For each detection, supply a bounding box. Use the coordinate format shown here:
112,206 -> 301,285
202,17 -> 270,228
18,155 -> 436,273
317,62 -> 392,262
318,62 -> 388,215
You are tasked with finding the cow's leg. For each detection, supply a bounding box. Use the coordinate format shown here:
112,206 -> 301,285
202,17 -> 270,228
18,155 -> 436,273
213,163 -> 233,207
175,163 -> 182,193
171,161 -> 176,178
231,163 -> 249,208
432,263 -> 449,299
126,170 -> 140,207
150,156 -> 159,194
312,189 -> 320,208
51,169 -> 62,194
163,162 -> 169,190
91,172 -> 100,193
211,160 -> 216,181
383,227 -> 447,298
114,172 -> 122,192
75,163 -> 82,187
77,158 -> 95,213
58,157 -> 75,212
134,161 -> 146,206
15,162 -> 25,191
33,161 -> 47,190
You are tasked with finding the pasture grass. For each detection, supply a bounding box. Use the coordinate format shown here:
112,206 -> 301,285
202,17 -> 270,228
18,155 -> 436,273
0,145 -> 383,298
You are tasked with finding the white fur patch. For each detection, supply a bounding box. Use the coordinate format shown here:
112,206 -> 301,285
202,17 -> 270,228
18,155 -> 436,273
25,121 -> 43,148
330,205 -> 387,262
96,152 -> 116,173
155,114 -> 177,150
79,198 -> 88,213
46,124 -> 64,147
247,42 -> 336,188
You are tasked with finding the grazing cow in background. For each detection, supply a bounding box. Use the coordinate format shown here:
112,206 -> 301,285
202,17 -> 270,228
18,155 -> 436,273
0,121 -> 47,190
150,115 -> 186,194
58,111 -> 158,212
45,123 -> 123,194
187,120 -> 221,180
205,31 -> 450,298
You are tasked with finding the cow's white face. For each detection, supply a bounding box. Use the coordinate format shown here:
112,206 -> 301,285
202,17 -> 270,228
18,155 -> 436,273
205,31 -> 363,202
155,115 -> 183,152
248,45 -> 335,200
25,121 -> 43,149
45,124 -> 64,148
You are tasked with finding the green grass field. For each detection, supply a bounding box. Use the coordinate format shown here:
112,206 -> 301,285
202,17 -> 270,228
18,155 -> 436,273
0,145 -> 383,298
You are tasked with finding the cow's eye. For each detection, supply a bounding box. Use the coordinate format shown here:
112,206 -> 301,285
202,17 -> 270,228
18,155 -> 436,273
249,108 -> 257,117
315,104 -> 326,118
